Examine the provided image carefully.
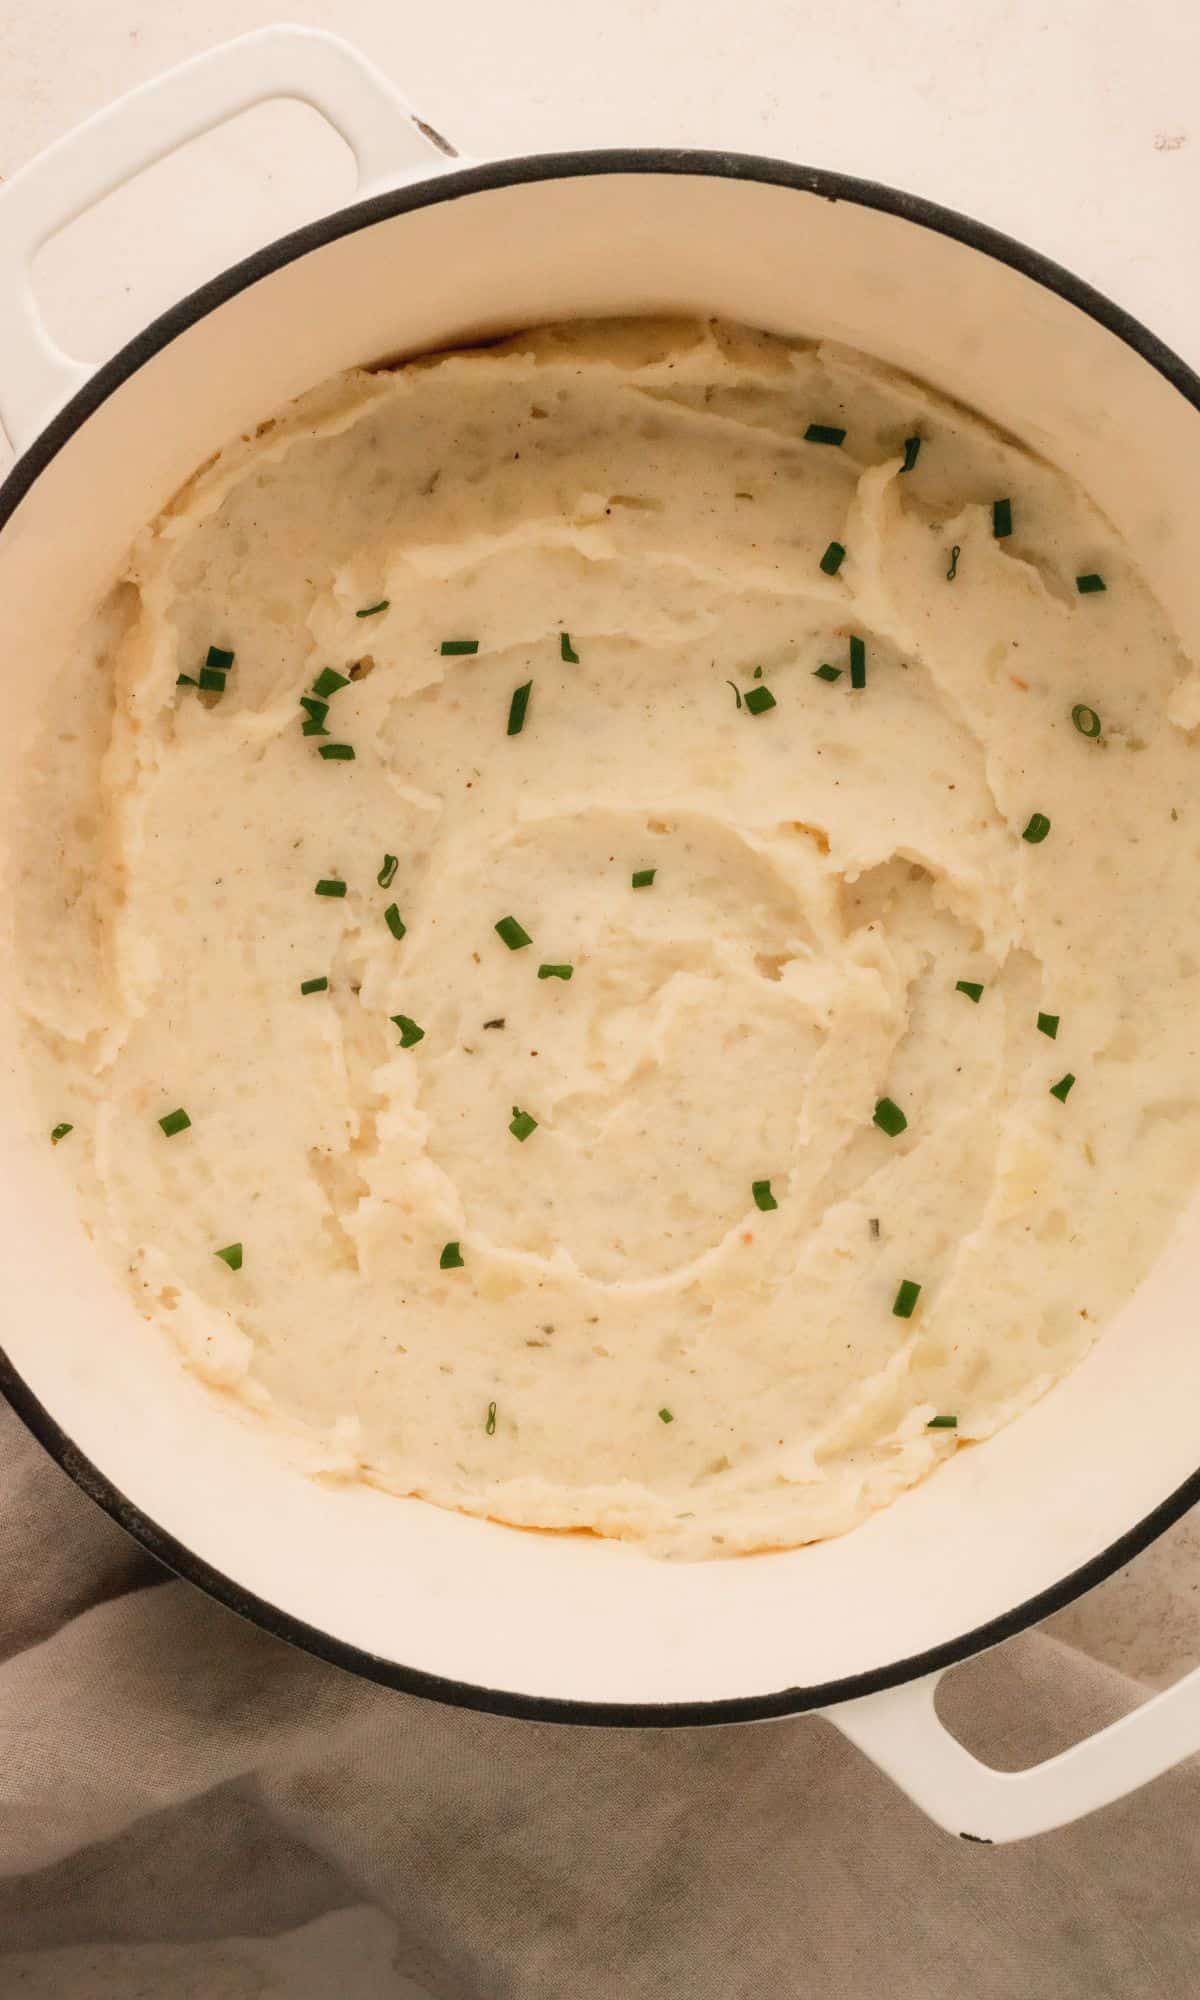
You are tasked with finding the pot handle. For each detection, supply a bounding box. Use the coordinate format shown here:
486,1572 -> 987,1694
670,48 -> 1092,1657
0,24 -> 463,455
822,1657 -> 1200,1842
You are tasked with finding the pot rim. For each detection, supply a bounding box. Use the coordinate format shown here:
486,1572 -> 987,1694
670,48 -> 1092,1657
3,145 -> 1199,1727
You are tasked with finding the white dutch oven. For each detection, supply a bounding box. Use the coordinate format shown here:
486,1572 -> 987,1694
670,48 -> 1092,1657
2,24 -> 1199,1847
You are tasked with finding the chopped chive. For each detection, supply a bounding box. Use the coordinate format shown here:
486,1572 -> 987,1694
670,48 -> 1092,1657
901,435 -> 921,473
197,667 -> 227,693
509,1106 -> 538,1142
1021,813 -> 1051,845
207,646 -> 234,670
299,697 -> 329,726
631,868 -> 656,888
1049,1072 -> 1076,1102
873,1097 -> 908,1138
813,663 -> 842,683
946,544 -> 960,581
538,963 -> 573,980
1071,703 -> 1102,739
384,903 -> 406,941
391,1013 -> 424,1048
820,540 -> 846,575
561,632 -> 580,663
315,878 -> 347,897
849,635 -> 866,689
1076,573 -> 1106,594
486,1399 -> 497,1434
992,498 -> 1013,539
302,718 -> 330,737
215,1242 -> 243,1271
507,680 -> 533,735
318,742 -> 356,761
753,666 -> 763,680
1037,1011 -> 1060,1039
176,673 -> 198,687
956,980 -> 984,1003
312,668 -> 349,699
495,915 -> 532,950
658,1407 -> 674,1424
440,639 -> 478,655
50,1122 -> 73,1143
752,1179 -> 778,1211
356,600 -> 389,618
300,976 -> 329,995
744,685 -> 776,715
927,1413 -> 957,1429
805,423 -> 846,446
377,853 -> 399,889
893,1277 -> 922,1319
158,1108 -> 191,1138
440,1241 -> 464,1270
726,680 -> 743,707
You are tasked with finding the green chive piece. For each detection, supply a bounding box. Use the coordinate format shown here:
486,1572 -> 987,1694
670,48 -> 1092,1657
509,1106 -> 538,1142
312,668 -> 349,699
384,903 -> 406,941
176,673 -> 198,687
207,646 -> 234,670
901,436 -> 921,473
874,1097 -> 908,1138
377,853 -> 399,889
391,1014 -> 424,1048
726,680 -> 742,708
561,632 -> 580,663
946,544 -> 960,581
440,639 -> 479,655
318,742 -> 356,761
752,1179 -> 778,1211
1050,1073 -> 1076,1102
356,600 -> 389,618
299,697 -> 329,726
956,980 -> 984,1003
753,666 -> 763,680
440,1241 -> 464,1270
993,498 -> 1013,539
1071,704 -> 1102,739
658,1407 -> 674,1424
820,540 -> 846,575
1076,573 -> 1106,594
302,718 -> 329,737
814,663 -> 842,682
1037,1011 -> 1060,1039
486,1400 -> 497,1434
315,878 -> 347,898
1022,813 -> 1051,844
927,1413 -> 957,1429
158,1108 -> 191,1138
197,667 -> 227,693
744,685 -> 776,715
507,680 -> 533,735
300,976 -> 329,995
538,963 -> 573,980
893,1278 -> 922,1319
215,1242 -> 243,1271
805,423 -> 846,446
50,1122 -> 73,1143
631,869 -> 656,888
850,635 -> 866,689
495,915 -> 532,950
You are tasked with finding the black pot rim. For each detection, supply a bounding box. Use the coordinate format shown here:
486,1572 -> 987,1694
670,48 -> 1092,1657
3,145 -> 1199,1730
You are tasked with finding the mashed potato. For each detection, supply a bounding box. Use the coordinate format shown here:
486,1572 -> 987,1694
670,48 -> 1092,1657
17,318 -> 1200,1554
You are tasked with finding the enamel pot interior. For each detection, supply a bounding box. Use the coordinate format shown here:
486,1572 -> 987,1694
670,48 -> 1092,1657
2,156 -> 1199,1721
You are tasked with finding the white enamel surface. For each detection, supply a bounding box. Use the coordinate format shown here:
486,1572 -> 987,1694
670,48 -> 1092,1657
2,168 -> 1200,1716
